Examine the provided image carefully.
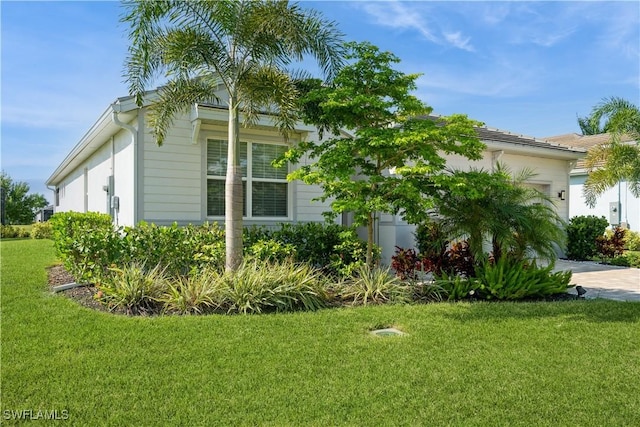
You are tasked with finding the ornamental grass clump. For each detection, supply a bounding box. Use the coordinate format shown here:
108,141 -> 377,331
160,268 -> 226,315
97,263 -> 168,315
223,260 -> 329,314
340,265 -> 410,306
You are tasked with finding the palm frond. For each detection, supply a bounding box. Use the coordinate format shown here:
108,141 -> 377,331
148,77 -> 221,145
240,66 -> 299,139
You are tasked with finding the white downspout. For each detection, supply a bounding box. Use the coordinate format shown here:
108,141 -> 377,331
111,104 -> 137,137
111,103 -> 138,225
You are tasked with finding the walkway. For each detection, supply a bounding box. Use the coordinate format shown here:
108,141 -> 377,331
554,259 -> 640,302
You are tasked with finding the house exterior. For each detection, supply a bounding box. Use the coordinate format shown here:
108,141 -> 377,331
546,133 -> 639,232
46,91 -> 585,263
34,205 -> 54,223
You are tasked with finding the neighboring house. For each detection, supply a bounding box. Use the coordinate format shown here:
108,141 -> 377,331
46,90 -> 585,263
546,133 -> 639,232
34,205 -> 54,222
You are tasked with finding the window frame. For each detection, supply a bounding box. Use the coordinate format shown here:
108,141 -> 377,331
206,138 -> 292,221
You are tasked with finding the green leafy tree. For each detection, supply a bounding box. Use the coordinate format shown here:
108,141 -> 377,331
578,97 -> 640,206
283,42 -> 485,265
0,171 -> 48,225
122,0 -> 344,271
431,164 -> 566,265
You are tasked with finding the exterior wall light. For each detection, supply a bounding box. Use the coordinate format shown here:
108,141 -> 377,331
558,190 -> 566,200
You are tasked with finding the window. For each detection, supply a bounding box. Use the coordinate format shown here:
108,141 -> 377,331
207,139 -> 288,218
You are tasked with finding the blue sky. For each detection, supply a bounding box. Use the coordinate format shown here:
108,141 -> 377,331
1,1 -> 639,202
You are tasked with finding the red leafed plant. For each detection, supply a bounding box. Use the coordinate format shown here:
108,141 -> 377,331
391,246 -> 422,280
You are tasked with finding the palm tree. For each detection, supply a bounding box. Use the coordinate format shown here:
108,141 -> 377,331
432,163 -> 566,265
578,97 -> 640,206
578,97 -> 640,135
122,0 -> 344,271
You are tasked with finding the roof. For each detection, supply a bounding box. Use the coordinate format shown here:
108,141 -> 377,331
544,132 -> 637,171
421,115 -> 586,159
474,126 -> 584,153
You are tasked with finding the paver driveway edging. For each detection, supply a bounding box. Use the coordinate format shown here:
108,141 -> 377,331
554,259 -> 640,302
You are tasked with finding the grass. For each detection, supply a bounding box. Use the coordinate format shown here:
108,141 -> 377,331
2,239 -> 640,426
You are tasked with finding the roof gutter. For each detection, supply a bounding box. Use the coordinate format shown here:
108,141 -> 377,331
111,102 -> 138,141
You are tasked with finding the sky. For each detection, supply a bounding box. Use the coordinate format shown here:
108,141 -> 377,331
1,1 -> 639,203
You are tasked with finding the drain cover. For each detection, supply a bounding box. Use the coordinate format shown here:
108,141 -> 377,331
370,328 -> 405,337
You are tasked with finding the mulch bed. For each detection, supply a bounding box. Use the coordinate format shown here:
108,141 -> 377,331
47,264 -> 582,318
47,265 -> 110,313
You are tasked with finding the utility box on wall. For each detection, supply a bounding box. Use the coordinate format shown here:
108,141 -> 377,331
609,201 -> 621,226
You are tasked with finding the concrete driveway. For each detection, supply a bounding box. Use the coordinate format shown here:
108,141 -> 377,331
554,259 -> 640,302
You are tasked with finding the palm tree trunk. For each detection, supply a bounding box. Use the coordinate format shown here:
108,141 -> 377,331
226,92 -> 243,272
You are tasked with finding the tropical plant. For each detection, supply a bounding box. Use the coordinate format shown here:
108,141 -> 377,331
473,258 -> 573,301
414,221 -> 449,259
596,226 -> 627,261
433,272 -> 479,301
97,263 -> 169,314
123,0 -> 345,271
1,171 -> 48,225
432,163 -> 566,265
283,42 -> 485,266
161,268 -> 225,315
391,246 -> 421,280
578,97 -> 640,207
411,281 -> 446,303
223,259 -> 328,314
339,265 -> 409,305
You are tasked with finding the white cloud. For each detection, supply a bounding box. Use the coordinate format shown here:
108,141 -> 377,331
359,1 -> 474,51
478,3 -> 511,26
443,31 -> 474,52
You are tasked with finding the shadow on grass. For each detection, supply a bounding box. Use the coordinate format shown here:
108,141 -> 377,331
438,299 -> 640,324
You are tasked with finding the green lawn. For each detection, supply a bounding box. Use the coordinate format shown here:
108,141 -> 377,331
2,239 -> 639,426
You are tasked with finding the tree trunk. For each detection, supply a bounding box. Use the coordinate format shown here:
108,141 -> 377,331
225,93 -> 243,272
366,211 -> 374,267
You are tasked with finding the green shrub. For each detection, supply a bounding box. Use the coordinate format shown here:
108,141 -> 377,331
566,215 -> 609,260
18,227 -> 30,238
245,239 -> 296,263
609,251 -> 640,268
49,212 -> 121,283
31,221 -> 53,239
224,260 -> 328,314
160,268 -> 225,315
49,216 -> 369,287
415,221 -> 449,258
339,265 -> 409,305
120,222 -> 227,276
97,263 -> 168,314
243,223 -> 374,277
1,224 -> 19,238
474,258 -> 573,300
606,256 -> 630,267
624,251 -> 640,268
625,230 -> 640,251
